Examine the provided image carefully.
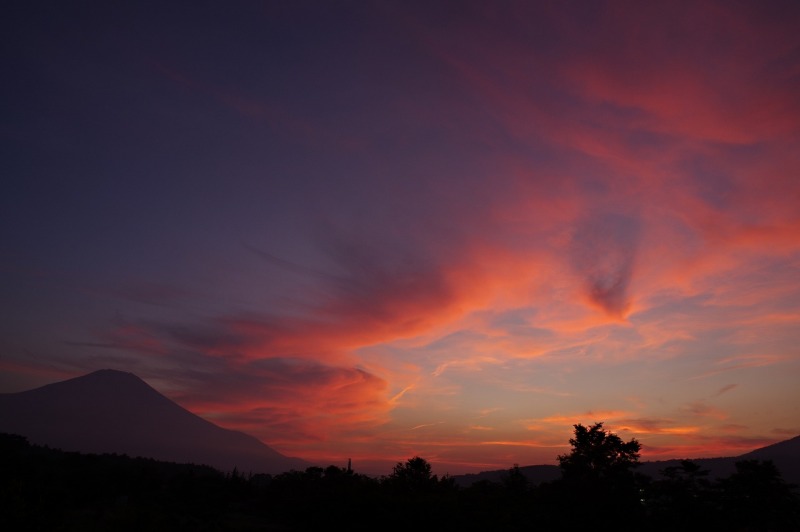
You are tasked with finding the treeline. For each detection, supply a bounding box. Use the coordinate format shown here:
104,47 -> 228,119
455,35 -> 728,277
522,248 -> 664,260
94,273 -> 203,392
2,426 -> 799,531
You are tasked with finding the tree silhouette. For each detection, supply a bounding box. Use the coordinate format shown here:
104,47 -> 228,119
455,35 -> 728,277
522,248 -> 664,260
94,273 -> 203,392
502,464 -> 530,495
383,456 -> 458,528
557,422 -> 641,481
646,460 -> 715,529
553,422 -> 645,529
387,456 -> 438,492
717,459 -> 800,531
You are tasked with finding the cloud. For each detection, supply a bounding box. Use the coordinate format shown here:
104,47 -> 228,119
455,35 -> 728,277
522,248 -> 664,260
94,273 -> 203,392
713,384 -> 738,397
531,410 -> 632,427
692,354 -> 791,379
642,434 -> 779,459
772,427 -> 800,436
683,401 -> 728,420
557,1 -> 800,143
616,419 -> 701,436
569,213 -> 640,318
174,358 -> 391,444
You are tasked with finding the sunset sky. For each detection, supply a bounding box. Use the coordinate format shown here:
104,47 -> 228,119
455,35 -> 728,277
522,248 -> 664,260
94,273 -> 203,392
2,0 -> 799,477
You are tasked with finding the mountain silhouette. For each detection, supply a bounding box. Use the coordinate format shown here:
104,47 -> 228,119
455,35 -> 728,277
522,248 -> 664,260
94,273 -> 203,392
633,435 -> 800,486
454,434 -> 800,488
738,434 -> 800,483
0,369 -> 309,475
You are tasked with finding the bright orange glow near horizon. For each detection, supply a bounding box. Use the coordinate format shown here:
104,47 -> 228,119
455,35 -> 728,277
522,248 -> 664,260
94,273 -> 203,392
1,1 -> 799,477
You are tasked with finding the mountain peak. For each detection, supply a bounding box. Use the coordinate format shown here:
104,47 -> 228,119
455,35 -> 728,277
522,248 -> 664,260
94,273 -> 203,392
79,368 -> 149,385
0,369 -> 309,474
76,368 -> 156,390
24,368 -> 166,407
87,368 -> 140,379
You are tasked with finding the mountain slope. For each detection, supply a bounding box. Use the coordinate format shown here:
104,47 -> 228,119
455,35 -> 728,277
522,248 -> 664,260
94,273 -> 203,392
454,436 -> 800,487
0,369 -> 308,475
739,434 -> 800,484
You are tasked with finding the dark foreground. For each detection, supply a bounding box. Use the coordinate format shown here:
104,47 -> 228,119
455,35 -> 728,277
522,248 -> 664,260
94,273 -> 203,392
2,432 -> 799,531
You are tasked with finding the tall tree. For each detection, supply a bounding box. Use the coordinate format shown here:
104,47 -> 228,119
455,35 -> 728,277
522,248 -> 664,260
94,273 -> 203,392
557,422 -> 641,481
386,456 -> 438,492
553,422 -> 645,530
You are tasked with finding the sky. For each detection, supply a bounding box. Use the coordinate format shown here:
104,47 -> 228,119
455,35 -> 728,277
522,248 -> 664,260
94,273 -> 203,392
2,0 -> 799,477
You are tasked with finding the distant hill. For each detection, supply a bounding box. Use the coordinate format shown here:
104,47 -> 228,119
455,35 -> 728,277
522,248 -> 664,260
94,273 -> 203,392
0,369 -> 309,475
454,435 -> 800,488
741,434 -> 800,483
453,464 -> 560,487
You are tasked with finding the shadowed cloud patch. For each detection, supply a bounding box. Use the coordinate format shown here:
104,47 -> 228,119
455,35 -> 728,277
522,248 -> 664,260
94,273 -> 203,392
569,212 -> 641,318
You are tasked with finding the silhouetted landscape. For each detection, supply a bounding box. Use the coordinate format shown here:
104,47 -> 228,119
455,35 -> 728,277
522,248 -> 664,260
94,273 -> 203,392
3,428 -> 799,531
2,370 -> 799,530
454,434 -> 800,489
0,370 -> 308,475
